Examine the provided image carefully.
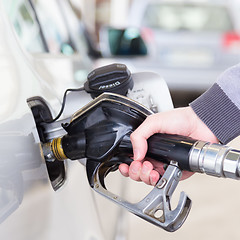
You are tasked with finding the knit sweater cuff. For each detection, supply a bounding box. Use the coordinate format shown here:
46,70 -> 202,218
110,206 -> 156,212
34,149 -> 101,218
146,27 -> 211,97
190,83 -> 240,144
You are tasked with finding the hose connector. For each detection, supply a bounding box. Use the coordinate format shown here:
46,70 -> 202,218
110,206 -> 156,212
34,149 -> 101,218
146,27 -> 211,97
189,141 -> 240,180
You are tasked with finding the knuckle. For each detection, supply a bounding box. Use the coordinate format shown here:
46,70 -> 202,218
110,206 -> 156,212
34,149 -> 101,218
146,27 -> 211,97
130,132 -> 138,142
130,174 -> 140,181
141,176 -> 150,185
146,114 -> 156,122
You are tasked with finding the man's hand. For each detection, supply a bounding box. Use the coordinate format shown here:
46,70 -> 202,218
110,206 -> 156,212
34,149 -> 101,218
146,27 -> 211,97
119,106 -> 218,185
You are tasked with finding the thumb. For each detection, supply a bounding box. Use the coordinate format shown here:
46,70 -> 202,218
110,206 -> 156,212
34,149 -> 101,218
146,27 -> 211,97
130,116 -> 159,160
130,132 -> 148,161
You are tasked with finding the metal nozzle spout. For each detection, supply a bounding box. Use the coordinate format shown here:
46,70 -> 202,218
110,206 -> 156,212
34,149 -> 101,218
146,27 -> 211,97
42,137 -> 67,162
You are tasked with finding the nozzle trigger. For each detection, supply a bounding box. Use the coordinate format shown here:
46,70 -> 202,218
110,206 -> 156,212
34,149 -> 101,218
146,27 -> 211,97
86,159 -> 192,232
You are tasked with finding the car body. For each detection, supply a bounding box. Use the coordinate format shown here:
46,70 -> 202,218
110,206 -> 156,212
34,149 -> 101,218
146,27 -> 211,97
128,0 -> 240,95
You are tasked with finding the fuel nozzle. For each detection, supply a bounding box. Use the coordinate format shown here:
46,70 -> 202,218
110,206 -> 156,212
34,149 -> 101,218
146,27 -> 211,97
42,92 -> 240,181
41,92 -> 240,232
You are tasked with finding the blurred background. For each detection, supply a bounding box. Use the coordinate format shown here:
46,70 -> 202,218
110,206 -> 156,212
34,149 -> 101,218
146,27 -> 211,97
10,0 -> 240,106
2,0 -> 240,240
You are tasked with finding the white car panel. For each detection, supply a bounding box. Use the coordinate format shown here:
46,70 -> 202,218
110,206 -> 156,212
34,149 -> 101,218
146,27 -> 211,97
0,2 -> 111,239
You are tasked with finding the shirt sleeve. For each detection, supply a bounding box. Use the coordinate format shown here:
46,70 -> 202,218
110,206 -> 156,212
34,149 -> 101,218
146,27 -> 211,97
190,63 -> 240,144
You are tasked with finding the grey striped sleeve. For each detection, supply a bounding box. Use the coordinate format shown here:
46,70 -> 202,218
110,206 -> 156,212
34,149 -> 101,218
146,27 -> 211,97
217,63 -> 240,109
190,64 -> 240,144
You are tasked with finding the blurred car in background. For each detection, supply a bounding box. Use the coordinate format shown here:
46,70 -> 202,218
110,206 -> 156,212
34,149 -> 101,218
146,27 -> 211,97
20,0 -> 147,88
29,0 -> 101,58
14,0 -> 240,106
128,0 -> 240,105
29,0 -> 148,67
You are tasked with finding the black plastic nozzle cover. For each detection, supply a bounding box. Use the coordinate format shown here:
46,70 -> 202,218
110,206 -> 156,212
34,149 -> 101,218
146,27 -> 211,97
61,131 -> 196,171
60,95 -> 197,171
61,127 -> 196,172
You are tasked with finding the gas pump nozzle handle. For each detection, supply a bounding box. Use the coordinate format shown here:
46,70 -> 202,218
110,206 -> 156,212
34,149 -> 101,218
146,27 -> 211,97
47,129 -> 195,169
120,133 -> 240,180
119,133 -> 196,171
45,128 -> 240,180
